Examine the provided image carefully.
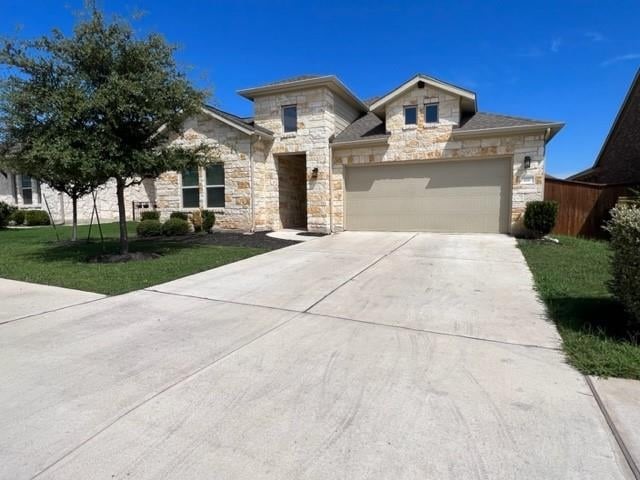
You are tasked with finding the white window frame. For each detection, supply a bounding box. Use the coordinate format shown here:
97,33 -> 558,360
205,163 -> 225,209
180,168 -> 200,209
20,175 -> 40,206
403,105 -> 417,125
282,104 -> 297,133
424,102 -> 439,124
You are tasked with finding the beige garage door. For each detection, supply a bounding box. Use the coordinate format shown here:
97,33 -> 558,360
345,158 -> 511,233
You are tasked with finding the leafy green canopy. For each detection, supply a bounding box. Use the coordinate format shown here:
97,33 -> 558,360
0,11 -> 207,189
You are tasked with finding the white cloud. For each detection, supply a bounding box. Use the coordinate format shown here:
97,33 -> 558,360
601,53 -> 640,67
551,38 -> 562,53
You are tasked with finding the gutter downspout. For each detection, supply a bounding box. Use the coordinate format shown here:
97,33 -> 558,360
329,145 -> 333,234
542,127 -> 551,199
249,135 -> 257,232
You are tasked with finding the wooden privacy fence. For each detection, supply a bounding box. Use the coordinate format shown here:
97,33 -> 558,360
544,178 -> 634,238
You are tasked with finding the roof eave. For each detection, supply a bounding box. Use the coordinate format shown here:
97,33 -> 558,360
330,136 -> 390,149
200,107 -> 274,139
369,74 -> 477,112
237,75 -> 368,113
451,122 -> 564,140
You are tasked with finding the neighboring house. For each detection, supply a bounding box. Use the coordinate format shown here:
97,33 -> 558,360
0,73 -> 564,233
569,68 -> 640,184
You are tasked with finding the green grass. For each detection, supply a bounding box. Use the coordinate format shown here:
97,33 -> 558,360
518,235 -> 640,379
0,222 -> 266,295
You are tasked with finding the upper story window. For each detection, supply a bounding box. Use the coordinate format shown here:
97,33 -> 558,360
282,105 -> 297,133
404,105 -> 417,125
21,175 -> 40,205
206,164 -> 225,208
425,102 -> 439,124
181,168 -> 200,208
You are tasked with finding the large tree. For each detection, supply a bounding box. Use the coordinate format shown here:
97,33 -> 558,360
0,9 -> 207,253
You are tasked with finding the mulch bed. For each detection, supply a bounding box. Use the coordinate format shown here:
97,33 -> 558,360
177,230 -> 302,250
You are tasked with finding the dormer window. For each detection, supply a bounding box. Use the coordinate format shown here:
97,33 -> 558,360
425,102 -> 439,124
282,105 -> 297,133
404,105 -> 417,125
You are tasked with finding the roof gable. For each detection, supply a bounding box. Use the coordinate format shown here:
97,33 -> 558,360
237,75 -> 367,113
369,74 -> 477,113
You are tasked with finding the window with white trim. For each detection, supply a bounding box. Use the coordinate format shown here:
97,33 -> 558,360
404,105 -> 417,125
425,102 -> 439,123
206,164 -> 225,208
181,168 -> 200,208
282,105 -> 297,133
21,175 -> 39,205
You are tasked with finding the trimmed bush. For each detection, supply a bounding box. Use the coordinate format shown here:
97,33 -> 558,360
605,206 -> 640,326
202,209 -> 216,232
0,201 -> 17,227
169,211 -> 188,221
140,210 -> 160,221
23,209 -> 51,226
524,200 -> 558,237
162,217 -> 190,236
191,209 -> 203,232
10,209 -> 25,225
136,219 -> 163,237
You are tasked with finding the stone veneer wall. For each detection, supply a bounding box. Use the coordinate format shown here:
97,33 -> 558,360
332,84 -> 545,233
162,113 -> 253,230
0,173 -> 152,224
252,87 -> 360,232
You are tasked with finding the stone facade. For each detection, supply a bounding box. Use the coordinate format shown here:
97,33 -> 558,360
332,83 -> 546,233
0,172 -> 152,224
0,75 -> 557,234
162,112 -> 254,230
251,87 -> 359,232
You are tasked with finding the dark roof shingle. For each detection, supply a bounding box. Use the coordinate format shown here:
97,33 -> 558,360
457,112 -> 558,131
332,112 -> 388,143
203,105 -> 273,136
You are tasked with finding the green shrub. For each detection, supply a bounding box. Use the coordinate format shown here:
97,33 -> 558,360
605,206 -> 640,326
170,211 -> 188,221
524,200 -> 558,237
10,209 -> 25,225
140,210 -> 160,221
0,201 -> 17,227
136,219 -> 163,237
202,209 -> 215,232
23,209 -> 50,226
162,217 -> 190,236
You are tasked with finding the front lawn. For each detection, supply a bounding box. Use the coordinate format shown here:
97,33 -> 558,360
519,236 -> 640,379
0,223 -> 269,295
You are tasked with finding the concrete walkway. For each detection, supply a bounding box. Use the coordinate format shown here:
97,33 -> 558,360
590,376 -> 640,477
0,278 -> 104,325
0,232 -> 633,479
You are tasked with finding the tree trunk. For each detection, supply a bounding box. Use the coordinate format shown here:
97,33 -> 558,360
116,178 -> 128,255
71,195 -> 78,242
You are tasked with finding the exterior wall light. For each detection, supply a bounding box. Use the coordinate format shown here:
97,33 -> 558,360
524,156 -> 531,169
311,167 -> 319,179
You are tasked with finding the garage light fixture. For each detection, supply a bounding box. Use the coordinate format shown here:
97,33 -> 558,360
311,167 -> 319,179
524,156 -> 531,169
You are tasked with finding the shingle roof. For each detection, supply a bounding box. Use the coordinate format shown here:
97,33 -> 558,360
203,105 -> 273,136
457,112 -> 558,131
332,112 -> 388,143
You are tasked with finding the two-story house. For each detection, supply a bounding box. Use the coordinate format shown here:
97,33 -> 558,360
0,73 -> 563,233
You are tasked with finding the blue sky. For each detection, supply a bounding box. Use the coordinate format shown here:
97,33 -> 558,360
2,0 -> 639,177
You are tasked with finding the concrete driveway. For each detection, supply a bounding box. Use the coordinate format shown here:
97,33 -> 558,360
0,232 -> 632,479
